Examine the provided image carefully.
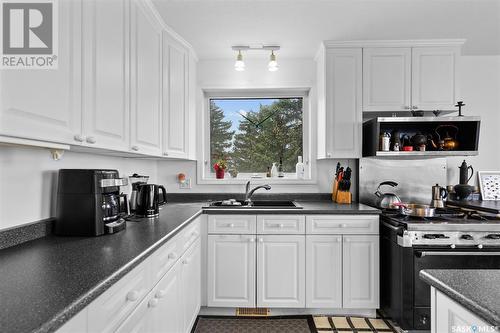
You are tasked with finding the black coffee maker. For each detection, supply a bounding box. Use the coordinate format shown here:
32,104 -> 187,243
55,169 -> 129,236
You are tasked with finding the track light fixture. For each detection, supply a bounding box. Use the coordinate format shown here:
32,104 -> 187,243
234,50 -> 245,71
232,45 -> 280,72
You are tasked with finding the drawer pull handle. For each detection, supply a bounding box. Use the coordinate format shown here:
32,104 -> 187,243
148,298 -> 159,308
155,290 -> 167,299
228,223 -> 235,228
340,224 -> 347,228
258,238 -> 264,243
126,290 -> 140,302
278,223 -> 284,228
168,252 -> 177,260
337,237 -> 342,242
249,238 -> 255,243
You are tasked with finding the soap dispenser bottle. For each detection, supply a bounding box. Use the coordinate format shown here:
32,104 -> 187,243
271,163 -> 278,178
296,156 -> 305,179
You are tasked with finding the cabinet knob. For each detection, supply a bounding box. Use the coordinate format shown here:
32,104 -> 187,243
344,238 -> 350,243
167,252 -> 177,260
163,152 -> 169,156
182,258 -> 190,265
258,238 -> 264,243
340,223 -> 347,228
126,290 -> 140,302
412,106 -> 419,110
278,223 -> 284,228
327,153 -> 332,158
478,244 -> 483,249
450,244 -> 456,249
248,238 -> 255,243
131,146 -> 139,151
155,290 -> 167,299
404,106 -> 411,110
228,223 -> 235,228
337,237 -> 342,242
86,136 -> 96,144
73,135 -> 84,142
148,298 -> 159,308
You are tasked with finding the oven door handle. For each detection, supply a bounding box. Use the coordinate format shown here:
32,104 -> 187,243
416,251 -> 500,257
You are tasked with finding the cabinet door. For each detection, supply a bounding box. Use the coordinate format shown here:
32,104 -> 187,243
207,235 -> 256,308
363,48 -> 411,112
324,48 -> 362,158
130,0 -> 162,155
411,47 -> 460,111
162,33 -> 189,158
181,239 -> 201,333
434,288 -> 496,333
81,0 -> 129,151
0,0 -> 81,144
257,235 -> 305,308
149,262 -> 183,333
342,235 -> 379,309
306,235 -> 342,308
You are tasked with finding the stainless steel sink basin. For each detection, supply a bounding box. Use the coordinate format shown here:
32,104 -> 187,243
205,200 -> 302,209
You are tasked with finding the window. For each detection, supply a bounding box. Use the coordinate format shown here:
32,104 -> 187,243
202,90 -> 310,182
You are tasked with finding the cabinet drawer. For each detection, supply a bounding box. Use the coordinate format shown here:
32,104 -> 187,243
208,215 -> 257,234
151,234 -> 181,285
88,258 -> 151,333
180,218 -> 201,253
257,215 -> 305,234
306,215 -> 379,234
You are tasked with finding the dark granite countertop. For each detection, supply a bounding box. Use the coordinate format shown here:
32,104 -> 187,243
202,201 -> 380,214
420,269 -> 500,327
0,199 -> 378,333
0,203 -> 202,333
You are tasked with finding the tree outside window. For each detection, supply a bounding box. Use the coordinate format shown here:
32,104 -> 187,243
209,97 -> 303,177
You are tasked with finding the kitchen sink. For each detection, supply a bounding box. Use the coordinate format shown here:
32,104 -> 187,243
205,200 -> 302,209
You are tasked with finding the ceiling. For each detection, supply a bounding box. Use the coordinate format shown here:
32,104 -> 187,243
152,0 -> 500,60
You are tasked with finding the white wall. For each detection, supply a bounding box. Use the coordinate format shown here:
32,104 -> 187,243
446,56 -> 500,186
158,57 -> 352,194
0,146 -> 157,230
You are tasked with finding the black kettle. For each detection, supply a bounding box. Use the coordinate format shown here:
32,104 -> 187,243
135,184 -> 167,217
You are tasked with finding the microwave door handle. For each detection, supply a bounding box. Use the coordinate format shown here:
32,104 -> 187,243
416,251 -> 500,257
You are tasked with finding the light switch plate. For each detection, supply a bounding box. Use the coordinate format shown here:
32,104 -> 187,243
179,178 -> 191,189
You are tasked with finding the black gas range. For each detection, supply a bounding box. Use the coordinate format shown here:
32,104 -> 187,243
380,207 -> 500,332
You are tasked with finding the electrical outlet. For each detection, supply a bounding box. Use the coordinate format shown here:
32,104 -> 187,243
179,178 -> 191,189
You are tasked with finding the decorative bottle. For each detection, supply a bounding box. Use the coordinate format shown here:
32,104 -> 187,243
296,156 -> 305,179
270,163 -> 278,178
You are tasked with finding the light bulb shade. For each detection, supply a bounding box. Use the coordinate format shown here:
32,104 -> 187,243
268,51 -> 278,71
234,51 -> 245,71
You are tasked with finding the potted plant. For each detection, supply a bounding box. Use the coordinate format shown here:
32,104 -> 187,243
213,156 -> 228,179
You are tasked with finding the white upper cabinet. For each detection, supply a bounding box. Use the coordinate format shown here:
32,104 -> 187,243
411,47 -> 460,111
363,47 -> 412,112
81,0 -> 129,151
0,0 -> 81,144
162,33 -> 189,158
130,0 -> 163,156
317,47 -> 362,159
342,235 -> 379,309
257,235 -> 305,308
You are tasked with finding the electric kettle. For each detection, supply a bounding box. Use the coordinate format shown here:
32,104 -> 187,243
135,184 -> 167,217
129,173 -> 149,213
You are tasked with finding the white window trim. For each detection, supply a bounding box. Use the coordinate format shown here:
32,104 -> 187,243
197,88 -> 316,185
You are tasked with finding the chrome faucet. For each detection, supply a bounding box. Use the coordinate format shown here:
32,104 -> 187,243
245,181 -> 271,205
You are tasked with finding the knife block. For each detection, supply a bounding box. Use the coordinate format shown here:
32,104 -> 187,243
332,180 -> 352,204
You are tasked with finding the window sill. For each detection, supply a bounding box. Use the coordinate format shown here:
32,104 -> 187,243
197,177 -> 317,185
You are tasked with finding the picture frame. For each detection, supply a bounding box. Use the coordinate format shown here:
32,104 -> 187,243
478,171 -> 500,200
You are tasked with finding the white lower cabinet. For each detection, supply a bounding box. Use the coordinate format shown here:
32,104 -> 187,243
257,235 -> 305,308
181,239 -> 201,332
432,287 -> 497,333
207,234 -> 256,307
306,235 -> 342,308
342,235 -> 379,309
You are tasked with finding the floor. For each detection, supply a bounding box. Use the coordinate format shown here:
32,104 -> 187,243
192,315 -> 398,333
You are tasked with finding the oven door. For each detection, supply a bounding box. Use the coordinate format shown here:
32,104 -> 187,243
413,248 -> 500,328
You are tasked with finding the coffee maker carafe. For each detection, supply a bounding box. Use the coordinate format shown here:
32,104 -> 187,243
129,173 -> 149,213
135,184 -> 167,217
430,183 -> 448,208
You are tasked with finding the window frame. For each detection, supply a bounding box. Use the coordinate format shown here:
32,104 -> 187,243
198,88 -> 315,185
